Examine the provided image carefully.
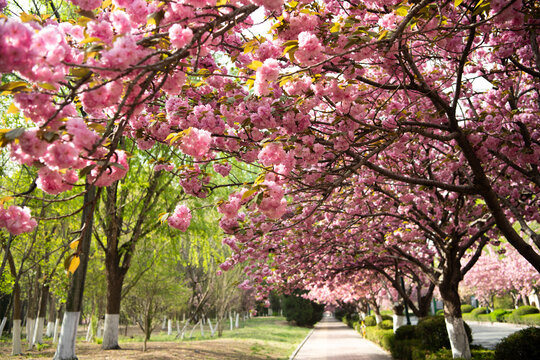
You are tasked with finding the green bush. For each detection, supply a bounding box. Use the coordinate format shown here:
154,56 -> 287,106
513,305 -> 539,316
390,338 -> 422,360
423,348 -> 495,360
489,309 -> 509,323
477,314 -> 491,322
461,304 -> 474,314
281,293 -> 324,327
435,309 -> 444,316
364,315 -> 376,326
382,314 -> 393,321
470,307 -> 488,318
494,327 -> 540,360
416,316 -> 472,351
378,319 -> 393,330
365,326 -> 394,350
509,305 -> 539,324
517,313 -> 540,326
395,324 -> 417,340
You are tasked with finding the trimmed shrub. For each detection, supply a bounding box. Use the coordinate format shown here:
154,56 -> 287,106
365,326 -> 394,350
435,309 -> 444,316
509,305 -> 539,324
395,324 -> 417,340
488,309 -> 509,323
416,316 -> 472,351
382,314 -> 393,321
518,313 -> 540,326
477,314 -> 491,322
378,319 -> 393,330
494,327 -> 540,360
461,304 -> 474,314
470,307 -> 488,319
364,315 -> 376,326
281,294 -> 324,327
423,348 -> 495,360
513,305 -> 539,316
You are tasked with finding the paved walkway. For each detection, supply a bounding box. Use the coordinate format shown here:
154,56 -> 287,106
292,314 -> 391,360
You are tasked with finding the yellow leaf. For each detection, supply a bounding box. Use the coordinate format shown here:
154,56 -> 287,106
330,22 -> 341,33
38,83 -> 57,91
241,188 -> 257,200
7,103 -> 19,114
378,29 -> 389,41
79,37 -> 104,45
69,240 -> 80,250
20,13 -> 39,23
396,6 -> 408,17
216,0 -> 228,5
0,196 -> 13,206
68,255 -> 80,274
247,60 -> 263,71
454,0 -> 463,6
101,0 -> 112,8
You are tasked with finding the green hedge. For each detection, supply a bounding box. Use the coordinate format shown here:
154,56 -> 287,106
461,304 -> 474,314
364,326 -> 394,352
494,327 -> 540,360
363,322 -> 493,360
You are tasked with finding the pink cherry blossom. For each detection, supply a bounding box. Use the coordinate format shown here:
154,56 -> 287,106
167,204 -> 191,232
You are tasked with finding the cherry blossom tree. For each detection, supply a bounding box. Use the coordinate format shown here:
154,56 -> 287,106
1,1 -> 539,359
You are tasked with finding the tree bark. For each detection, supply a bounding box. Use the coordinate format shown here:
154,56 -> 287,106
46,294 -> 56,337
54,184 -> 97,360
439,263 -> 471,360
8,250 -> 22,355
33,282 -> 49,345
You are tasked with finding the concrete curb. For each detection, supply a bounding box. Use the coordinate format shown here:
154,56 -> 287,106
289,327 -> 315,360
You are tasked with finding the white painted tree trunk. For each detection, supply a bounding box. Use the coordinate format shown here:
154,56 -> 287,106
53,318 -> 60,343
0,317 -> 7,336
161,316 -> 167,330
96,319 -> 103,338
229,315 -> 233,331
85,317 -> 93,342
235,313 -> 239,328
360,311 -> 367,320
176,320 -> 180,334
200,319 -> 204,337
445,316 -> 471,360
188,320 -> 200,338
167,319 -> 172,335
12,319 -> 22,355
392,314 -> 405,333
54,312 -> 80,360
375,314 -> 383,324
179,320 -> 190,340
46,321 -> 55,337
208,318 -> 214,337
102,314 -> 120,349
26,317 -> 35,349
33,317 -> 45,344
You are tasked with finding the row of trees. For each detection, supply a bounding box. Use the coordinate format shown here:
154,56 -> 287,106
1,0 -> 539,359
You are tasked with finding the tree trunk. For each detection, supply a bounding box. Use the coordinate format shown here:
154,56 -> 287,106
54,184 -> 97,360
102,267 -> 124,349
440,279 -> 471,359
34,283 -> 49,345
392,304 -> 405,333
53,305 -> 63,344
46,294 -> 56,337
11,279 -> 22,355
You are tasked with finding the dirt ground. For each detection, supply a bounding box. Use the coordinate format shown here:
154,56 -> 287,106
0,338 -> 283,360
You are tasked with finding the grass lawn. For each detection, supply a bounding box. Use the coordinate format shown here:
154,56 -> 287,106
0,316 -> 310,360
